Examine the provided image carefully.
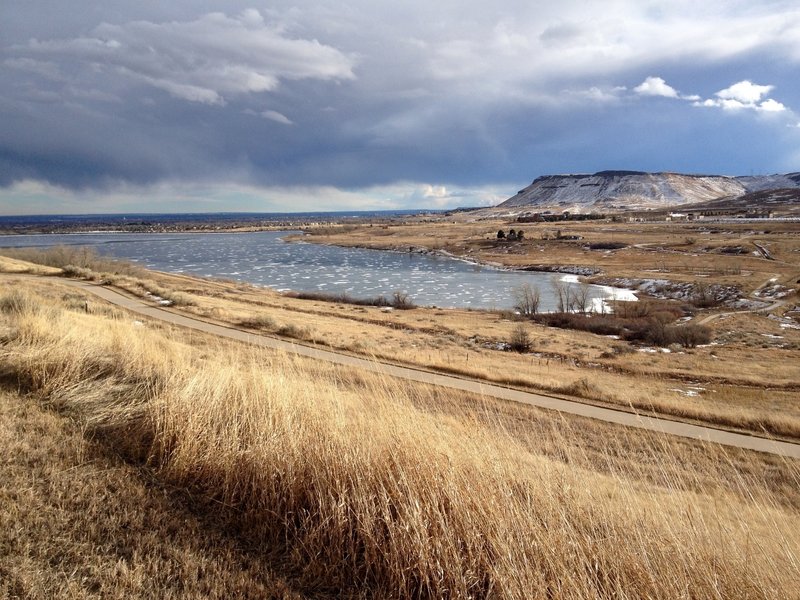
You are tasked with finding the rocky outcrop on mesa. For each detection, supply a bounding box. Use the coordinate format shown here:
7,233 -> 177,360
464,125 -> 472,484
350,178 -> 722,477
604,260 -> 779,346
496,171 -> 800,213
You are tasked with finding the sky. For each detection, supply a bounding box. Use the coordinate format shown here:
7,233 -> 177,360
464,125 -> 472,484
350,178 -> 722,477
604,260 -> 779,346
1,1 -> 800,214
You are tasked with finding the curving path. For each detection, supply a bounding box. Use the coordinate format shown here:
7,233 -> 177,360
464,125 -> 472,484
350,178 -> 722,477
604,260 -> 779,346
13,274 -> 800,459
696,275 -> 786,325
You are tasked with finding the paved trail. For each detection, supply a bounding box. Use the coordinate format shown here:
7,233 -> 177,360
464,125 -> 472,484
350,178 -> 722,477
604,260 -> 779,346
17,275 -> 800,459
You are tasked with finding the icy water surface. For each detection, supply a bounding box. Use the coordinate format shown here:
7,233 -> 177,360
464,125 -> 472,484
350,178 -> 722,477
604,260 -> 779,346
0,231 -> 634,310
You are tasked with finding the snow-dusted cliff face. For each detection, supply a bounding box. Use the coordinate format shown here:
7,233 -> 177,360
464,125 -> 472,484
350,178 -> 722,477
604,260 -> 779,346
736,172 -> 800,192
497,171 -> 800,212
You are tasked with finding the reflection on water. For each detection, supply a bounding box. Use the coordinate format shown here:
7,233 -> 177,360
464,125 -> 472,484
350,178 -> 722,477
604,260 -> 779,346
0,231 -> 634,311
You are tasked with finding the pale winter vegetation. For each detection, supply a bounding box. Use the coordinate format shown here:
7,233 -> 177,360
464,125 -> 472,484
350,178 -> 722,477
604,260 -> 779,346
1,284 -> 799,598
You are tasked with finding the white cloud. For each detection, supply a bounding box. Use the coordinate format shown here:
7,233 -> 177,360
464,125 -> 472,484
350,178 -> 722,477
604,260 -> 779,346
420,3 -> 800,96
692,80 -> 788,113
572,85 -> 627,103
630,74 -> 793,122
634,76 -> 679,98
633,76 -> 702,102
16,9 -> 355,105
260,110 -> 293,125
757,98 -> 787,113
716,80 -> 773,104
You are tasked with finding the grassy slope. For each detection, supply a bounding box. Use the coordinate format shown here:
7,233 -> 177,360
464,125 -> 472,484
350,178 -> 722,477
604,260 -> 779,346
0,388 -> 303,599
2,282 -> 800,598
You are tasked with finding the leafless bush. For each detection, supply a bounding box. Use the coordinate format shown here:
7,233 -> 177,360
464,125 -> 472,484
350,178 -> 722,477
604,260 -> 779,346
237,314 -> 277,330
508,324 -> 532,352
670,324 -> 712,348
391,291 -> 416,310
692,281 -> 721,308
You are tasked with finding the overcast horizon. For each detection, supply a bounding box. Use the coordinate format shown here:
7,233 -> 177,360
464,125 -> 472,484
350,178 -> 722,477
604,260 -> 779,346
2,1 -> 800,215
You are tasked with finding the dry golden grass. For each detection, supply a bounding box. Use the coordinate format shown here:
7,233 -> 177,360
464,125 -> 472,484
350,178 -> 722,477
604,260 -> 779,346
0,389 -> 304,599
2,284 -> 800,598
0,254 -> 62,275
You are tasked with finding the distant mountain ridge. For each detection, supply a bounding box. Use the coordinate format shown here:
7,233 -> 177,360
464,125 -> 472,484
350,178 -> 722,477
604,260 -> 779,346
497,171 -> 800,213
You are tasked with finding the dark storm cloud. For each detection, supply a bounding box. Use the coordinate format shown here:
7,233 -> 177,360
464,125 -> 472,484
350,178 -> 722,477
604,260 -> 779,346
1,1 -> 799,212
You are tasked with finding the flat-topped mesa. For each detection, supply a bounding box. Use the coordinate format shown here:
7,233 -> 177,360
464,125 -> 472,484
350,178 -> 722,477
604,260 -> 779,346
500,171 -> 748,212
498,170 -> 800,213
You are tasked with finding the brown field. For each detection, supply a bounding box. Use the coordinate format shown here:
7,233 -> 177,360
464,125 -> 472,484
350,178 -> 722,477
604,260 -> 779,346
1,275 -> 800,598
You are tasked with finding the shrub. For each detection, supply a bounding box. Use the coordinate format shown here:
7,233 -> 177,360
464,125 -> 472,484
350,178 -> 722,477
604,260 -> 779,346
508,324 -> 532,352
623,318 -> 671,346
558,377 -> 599,398
587,242 -> 627,250
533,312 -> 627,336
599,344 -> 636,359
61,264 -> 96,279
670,324 -> 712,348
623,320 -> 712,348
286,290 -> 416,309
391,291 -> 416,310
237,314 -> 277,330
691,282 -> 721,308
161,291 -> 195,307
276,323 -> 311,340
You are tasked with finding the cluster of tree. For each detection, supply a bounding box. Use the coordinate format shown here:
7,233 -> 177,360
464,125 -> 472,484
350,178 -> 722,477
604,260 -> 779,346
497,229 -> 525,241
510,282 -> 712,350
513,280 -> 594,316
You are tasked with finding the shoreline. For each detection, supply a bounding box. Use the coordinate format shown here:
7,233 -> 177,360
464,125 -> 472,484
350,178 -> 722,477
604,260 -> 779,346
0,228 -> 639,310
288,233 -> 640,309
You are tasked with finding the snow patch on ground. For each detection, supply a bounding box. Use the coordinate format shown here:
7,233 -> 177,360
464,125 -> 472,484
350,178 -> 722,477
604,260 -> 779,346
670,386 -> 706,397
600,277 -> 743,306
755,283 -> 793,300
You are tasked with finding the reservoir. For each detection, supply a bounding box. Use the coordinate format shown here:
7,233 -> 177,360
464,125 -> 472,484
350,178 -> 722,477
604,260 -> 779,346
0,231 -> 634,311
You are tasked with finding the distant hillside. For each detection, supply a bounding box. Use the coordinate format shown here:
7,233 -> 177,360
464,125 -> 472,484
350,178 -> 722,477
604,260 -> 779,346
673,187 -> 800,216
495,171 -> 800,214
735,173 -> 800,192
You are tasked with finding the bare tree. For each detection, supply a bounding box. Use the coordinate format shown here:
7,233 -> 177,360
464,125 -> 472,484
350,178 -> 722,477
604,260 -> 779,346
513,283 -> 541,316
553,278 -> 572,313
573,282 -> 592,314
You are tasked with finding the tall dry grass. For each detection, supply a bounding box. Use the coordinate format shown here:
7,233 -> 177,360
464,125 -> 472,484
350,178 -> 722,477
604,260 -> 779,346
1,288 -> 799,598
